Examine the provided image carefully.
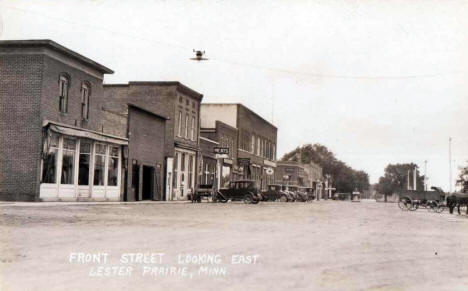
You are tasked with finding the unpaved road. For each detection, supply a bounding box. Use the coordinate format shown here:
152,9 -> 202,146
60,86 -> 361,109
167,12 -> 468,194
1,201 -> 468,291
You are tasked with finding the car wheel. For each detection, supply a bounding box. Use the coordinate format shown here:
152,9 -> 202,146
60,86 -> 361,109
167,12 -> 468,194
244,194 -> 253,204
280,195 -> 288,202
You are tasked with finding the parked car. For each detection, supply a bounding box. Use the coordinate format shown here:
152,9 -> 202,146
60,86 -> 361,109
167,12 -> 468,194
304,187 -> 315,201
279,185 -> 295,202
262,184 -> 290,202
289,186 -> 307,202
297,187 -> 311,202
214,180 -> 261,204
192,184 -> 215,203
287,186 -> 300,202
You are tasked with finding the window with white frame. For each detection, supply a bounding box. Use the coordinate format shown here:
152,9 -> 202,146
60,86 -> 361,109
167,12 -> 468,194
108,146 -> 119,186
59,75 -> 69,113
191,116 -> 196,141
251,135 -> 255,153
185,113 -> 189,139
257,137 -> 261,156
177,111 -> 182,137
173,153 -> 179,189
42,133 -> 59,183
93,144 -> 106,186
61,138 -> 76,184
78,141 -> 91,185
81,83 -> 90,119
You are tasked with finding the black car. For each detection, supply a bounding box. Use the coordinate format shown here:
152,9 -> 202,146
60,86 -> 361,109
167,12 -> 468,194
262,184 -> 290,202
215,180 -> 261,204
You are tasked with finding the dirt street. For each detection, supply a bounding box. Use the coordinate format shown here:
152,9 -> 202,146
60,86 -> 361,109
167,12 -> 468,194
1,201 -> 468,291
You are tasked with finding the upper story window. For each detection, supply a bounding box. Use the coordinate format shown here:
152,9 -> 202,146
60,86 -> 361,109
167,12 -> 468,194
177,111 -> 183,137
191,116 -> 196,141
81,83 -> 90,120
179,96 -> 183,103
251,135 -> 255,153
185,113 -> 189,139
186,99 -> 190,106
59,74 -> 70,113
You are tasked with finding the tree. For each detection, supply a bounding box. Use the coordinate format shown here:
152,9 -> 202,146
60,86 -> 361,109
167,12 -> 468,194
376,163 -> 425,202
281,143 -> 370,193
456,162 -> 468,193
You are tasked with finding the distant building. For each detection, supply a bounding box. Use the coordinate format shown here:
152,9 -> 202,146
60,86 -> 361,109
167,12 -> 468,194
200,104 -> 277,190
200,120 -> 239,188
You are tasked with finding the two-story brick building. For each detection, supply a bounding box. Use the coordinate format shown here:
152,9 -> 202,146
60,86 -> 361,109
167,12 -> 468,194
200,120 -> 239,188
200,104 -> 277,190
103,82 -> 203,201
0,40 -> 128,201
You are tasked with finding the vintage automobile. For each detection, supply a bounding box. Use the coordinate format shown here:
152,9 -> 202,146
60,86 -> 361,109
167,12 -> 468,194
214,180 -> 261,204
295,187 -> 309,202
192,184 -> 215,203
287,185 -> 307,202
304,187 -> 315,201
333,193 -> 351,200
261,184 -> 290,202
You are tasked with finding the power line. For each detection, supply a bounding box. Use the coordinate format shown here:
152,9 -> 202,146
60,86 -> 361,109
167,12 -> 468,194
3,4 -> 466,80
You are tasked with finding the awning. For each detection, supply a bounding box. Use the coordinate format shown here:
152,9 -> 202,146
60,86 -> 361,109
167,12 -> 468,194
47,123 -> 128,145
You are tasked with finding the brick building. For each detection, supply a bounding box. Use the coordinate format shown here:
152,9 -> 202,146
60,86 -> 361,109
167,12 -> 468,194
103,82 -> 203,201
275,161 -> 309,187
0,40 -> 127,201
200,120 -> 239,188
200,104 -> 277,190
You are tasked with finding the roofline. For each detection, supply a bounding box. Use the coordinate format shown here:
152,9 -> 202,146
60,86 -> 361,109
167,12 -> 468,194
104,81 -> 203,101
201,103 -> 277,129
0,39 -> 113,74
127,103 -> 170,120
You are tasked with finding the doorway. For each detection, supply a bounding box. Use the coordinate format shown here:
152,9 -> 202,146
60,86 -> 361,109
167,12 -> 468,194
142,165 -> 154,200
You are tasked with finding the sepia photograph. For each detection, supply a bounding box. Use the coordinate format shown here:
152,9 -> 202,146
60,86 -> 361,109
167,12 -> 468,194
1,1 -> 468,290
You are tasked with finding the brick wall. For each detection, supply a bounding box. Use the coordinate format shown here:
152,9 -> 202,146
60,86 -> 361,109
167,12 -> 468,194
0,54 -> 44,201
126,107 -> 166,201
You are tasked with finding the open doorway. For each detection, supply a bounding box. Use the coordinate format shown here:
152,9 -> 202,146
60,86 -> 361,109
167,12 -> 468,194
142,165 -> 154,200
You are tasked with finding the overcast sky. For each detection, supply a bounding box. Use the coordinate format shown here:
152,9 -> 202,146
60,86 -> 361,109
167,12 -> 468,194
2,0 -> 468,190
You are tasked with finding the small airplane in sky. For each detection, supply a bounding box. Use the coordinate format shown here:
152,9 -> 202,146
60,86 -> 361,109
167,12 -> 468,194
190,49 -> 208,61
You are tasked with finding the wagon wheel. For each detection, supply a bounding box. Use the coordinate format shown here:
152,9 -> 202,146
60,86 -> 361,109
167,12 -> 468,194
426,200 -> 436,212
435,202 -> 445,213
409,201 -> 418,211
398,197 -> 412,211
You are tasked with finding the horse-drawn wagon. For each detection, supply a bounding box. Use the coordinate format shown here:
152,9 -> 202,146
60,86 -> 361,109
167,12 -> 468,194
398,187 -> 446,213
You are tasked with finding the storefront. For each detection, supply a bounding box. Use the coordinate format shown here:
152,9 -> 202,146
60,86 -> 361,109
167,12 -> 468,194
171,147 -> 197,200
39,122 -> 127,201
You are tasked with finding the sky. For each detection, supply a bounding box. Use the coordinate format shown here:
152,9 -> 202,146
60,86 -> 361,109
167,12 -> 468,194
1,0 -> 468,190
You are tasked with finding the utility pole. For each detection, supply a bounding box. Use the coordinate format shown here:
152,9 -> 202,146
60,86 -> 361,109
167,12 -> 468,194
449,137 -> 452,194
424,160 -> 427,191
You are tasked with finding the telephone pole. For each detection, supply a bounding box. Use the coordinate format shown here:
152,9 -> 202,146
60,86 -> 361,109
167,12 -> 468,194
424,160 -> 427,191
449,137 -> 452,193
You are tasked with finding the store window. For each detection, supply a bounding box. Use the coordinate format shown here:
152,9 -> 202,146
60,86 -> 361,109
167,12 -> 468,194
42,133 -> 59,183
61,138 -> 76,184
173,153 -> 179,189
188,156 -> 193,189
78,141 -> 91,185
94,144 -> 106,186
221,165 -> 231,188
108,146 -> 119,186
181,153 -> 186,194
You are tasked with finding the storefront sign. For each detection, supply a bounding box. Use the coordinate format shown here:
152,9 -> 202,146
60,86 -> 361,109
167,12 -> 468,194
223,158 -> 233,165
214,147 -> 229,154
264,160 -> 276,167
265,167 -> 274,175
238,158 -> 250,166
285,167 -> 295,173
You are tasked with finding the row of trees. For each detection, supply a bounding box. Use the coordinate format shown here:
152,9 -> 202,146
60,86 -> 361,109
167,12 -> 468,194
280,144 -> 370,193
